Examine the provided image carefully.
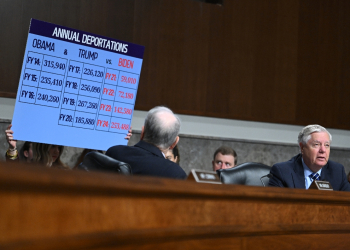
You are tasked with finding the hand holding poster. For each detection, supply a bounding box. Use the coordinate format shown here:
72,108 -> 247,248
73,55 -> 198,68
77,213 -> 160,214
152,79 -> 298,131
12,19 -> 145,150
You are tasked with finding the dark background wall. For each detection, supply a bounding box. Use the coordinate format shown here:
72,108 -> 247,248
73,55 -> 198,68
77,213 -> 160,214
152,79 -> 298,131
1,0 -> 350,129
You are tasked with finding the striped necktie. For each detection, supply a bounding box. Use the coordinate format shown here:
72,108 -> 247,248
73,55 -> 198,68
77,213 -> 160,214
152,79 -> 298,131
309,173 -> 320,181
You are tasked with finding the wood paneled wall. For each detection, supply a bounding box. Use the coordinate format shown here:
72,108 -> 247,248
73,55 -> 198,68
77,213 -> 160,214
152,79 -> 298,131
1,0 -> 350,129
0,0 -> 134,95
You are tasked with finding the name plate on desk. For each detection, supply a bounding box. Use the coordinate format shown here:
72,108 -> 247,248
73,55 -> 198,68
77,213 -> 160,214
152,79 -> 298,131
309,180 -> 333,191
187,169 -> 221,184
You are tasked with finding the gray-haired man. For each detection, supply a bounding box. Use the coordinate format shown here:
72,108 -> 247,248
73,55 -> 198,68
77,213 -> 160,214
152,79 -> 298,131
268,124 -> 350,191
106,106 -> 186,179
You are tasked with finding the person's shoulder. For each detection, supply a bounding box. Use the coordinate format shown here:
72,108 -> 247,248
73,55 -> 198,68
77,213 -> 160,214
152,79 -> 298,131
327,159 -> 344,169
106,145 -> 130,155
107,145 -> 128,151
107,145 -> 122,151
134,141 -> 161,154
273,154 -> 300,168
161,160 -> 187,179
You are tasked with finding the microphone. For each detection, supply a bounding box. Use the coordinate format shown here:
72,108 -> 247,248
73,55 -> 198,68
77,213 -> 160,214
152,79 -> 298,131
260,173 -> 273,187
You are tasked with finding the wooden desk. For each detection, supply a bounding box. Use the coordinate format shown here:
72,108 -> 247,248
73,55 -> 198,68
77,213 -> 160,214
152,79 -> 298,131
1,161 -> 350,249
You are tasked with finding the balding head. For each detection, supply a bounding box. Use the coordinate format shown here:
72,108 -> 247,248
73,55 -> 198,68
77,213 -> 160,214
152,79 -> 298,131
142,106 -> 181,150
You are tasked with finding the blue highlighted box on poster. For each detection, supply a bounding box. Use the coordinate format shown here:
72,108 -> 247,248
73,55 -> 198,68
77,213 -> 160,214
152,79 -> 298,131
23,69 -> 40,87
96,115 -> 111,132
19,86 -> 37,104
58,109 -> 75,126
61,93 -> 77,110
35,88 -> 61,108
42,55 -> 67,75
38,71 -> 65,92
115,86 -> 136,104
26,52 -> 43,71
64,77 -> 80,94
12,19 -> 144,150
67,61 -> 83,78
117,71 -> 139,89
109,117 -> 130,133
76,95 -> 99,113
99,100 -> 114,116
112,102 -> 133,119
101,84 -> 117,101
79,79 -> 102,99
73,111 -> 96,130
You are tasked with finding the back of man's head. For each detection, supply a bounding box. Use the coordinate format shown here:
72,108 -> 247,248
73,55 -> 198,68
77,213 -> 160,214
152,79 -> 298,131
143,106 -> 181,150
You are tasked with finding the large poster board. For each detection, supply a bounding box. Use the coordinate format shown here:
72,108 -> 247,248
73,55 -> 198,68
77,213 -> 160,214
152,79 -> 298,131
12,19 -> 144,150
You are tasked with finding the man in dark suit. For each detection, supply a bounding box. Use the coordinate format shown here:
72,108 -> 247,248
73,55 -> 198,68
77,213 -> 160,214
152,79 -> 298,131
106,106 -> 186,179
268,124 -> 350,191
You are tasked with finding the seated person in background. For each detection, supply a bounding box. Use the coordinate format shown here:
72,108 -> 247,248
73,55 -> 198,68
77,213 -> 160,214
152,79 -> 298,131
5,124 -> 68,169
73,149 -> 104,169
5,125 -> 32,162
18,141 -> 33,162
6,124 -> 132,169
106,106 -> 187,179
165,144 -> 180,164
32,143 -> 68,169
269,124 -> 350,191
73,128 -> 133,169
212,146 -> 237,171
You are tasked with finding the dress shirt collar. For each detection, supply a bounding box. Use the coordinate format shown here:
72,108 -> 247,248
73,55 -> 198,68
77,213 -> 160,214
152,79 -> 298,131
302,157 -> 322,189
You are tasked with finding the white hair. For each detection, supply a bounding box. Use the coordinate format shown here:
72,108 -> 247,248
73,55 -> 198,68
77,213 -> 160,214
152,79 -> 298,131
143,106 -> 181,150
297,124 -> 332,147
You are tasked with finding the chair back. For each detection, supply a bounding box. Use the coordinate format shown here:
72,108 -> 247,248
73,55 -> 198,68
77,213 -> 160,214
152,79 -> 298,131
216,162 -> 271,186
78,151 -> 132,175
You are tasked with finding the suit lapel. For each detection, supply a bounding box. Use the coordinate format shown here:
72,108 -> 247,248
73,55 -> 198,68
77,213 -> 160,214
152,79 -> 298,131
320,162 -> 329,181
291,154 -> 306,189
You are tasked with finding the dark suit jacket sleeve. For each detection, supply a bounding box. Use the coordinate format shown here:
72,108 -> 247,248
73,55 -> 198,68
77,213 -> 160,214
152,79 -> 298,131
268,164 -> 286,187
168,166 -> 187,179
339,166 -> 350,191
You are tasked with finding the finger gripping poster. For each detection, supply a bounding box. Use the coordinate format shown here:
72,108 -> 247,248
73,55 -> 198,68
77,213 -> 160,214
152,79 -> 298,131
12,19 -> 145,150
